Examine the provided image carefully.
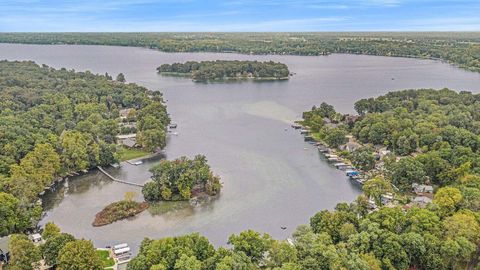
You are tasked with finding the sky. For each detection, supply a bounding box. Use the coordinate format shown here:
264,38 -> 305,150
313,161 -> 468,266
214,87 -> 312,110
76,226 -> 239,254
0,0 -> 479,32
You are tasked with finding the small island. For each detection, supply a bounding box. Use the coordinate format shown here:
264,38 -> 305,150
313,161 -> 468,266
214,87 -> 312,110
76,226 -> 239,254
142,155 -> 222,201
157,60 -> 290,82
92,192 -> 149,227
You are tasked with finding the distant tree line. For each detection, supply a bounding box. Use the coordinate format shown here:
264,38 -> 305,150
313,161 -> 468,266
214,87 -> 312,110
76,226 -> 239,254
157,60 -> 290,81
1,32 -> 479,72
0,60 -> 169,236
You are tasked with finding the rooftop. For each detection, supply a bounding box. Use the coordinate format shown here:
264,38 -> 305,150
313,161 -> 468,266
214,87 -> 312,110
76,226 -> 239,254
0,236 -> 10,254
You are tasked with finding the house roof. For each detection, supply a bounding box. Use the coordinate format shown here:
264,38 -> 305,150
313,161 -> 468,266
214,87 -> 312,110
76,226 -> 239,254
121,137 -> 136,148
0,236 -> 10,254
413,196 -> 432,204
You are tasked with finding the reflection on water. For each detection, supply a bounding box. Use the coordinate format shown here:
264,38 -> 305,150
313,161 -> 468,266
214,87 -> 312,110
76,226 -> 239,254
2,43 -> 480,253
148,201 -> 194,216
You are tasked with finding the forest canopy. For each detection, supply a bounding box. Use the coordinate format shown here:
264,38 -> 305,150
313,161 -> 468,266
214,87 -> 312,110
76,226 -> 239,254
157,60 -> 290,81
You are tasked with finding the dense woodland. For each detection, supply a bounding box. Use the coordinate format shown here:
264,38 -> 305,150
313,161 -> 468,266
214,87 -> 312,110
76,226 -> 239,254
1,32 -> 479,72
0,61 -> 169,236
142,155 -> 222,201
157,60 -> 290,81
299,89 -> 480,269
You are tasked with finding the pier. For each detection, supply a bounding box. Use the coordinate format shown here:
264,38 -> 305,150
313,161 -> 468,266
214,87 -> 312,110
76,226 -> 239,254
97,166 -> 145,187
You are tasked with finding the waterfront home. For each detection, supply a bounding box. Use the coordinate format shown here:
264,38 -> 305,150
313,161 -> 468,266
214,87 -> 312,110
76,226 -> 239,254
119,108 -> 132,120
340,141 -> 362,152
29,233 -> 43,244
412,196 -> 433,207
0,236 -> 10,265
412,183 -> 434,195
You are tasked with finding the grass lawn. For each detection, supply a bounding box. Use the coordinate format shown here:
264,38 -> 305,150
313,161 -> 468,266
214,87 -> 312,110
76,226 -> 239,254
117,146 -> 150,161
96,249 -> 115,269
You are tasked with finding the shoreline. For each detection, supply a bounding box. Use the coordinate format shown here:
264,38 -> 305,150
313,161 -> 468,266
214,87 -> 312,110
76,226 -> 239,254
1,41 -> 478,73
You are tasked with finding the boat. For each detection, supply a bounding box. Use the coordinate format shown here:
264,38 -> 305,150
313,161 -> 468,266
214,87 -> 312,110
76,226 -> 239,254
132,161 -> 143,166
304,135 -> 314,142
299,129 -> 309,134
169,123 -> 177,129
291,123 -> 302,129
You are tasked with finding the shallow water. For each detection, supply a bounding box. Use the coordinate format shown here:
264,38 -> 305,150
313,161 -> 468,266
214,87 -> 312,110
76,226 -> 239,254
1,43 -> 480,252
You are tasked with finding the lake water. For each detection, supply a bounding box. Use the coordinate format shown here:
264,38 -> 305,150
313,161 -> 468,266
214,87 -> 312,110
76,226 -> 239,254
1,44 -> 480,252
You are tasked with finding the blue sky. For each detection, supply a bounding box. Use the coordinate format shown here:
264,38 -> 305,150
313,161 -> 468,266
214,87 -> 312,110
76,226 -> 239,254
0,0 -> 479,32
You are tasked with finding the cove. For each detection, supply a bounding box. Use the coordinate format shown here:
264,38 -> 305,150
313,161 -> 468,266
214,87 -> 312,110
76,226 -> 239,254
1,43 -> 480,253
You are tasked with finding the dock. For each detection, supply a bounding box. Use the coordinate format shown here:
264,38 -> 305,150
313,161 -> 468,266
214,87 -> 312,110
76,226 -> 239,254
97,166 -> 145,187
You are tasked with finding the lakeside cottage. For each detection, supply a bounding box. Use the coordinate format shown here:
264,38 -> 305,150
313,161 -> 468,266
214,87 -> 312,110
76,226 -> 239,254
412,196 -> 433,207
119,108 -> 132,120
117,134 -> 137,148
412,183 -> 434,195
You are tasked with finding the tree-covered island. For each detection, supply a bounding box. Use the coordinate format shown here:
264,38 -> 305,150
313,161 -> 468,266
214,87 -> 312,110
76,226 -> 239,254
157,60 -> 290,82
142,155 -> 222,202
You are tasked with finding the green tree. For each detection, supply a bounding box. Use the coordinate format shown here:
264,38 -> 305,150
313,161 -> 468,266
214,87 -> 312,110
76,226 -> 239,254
137,128 -> 166,151
57,240 -> 103,270
386,156 -> 426,191
116,73 -> 126,82
174,254 -> 202,270
8,234 -> 41,270
324,128 -> 348,148
351,147 -> 376,171
42,233 -> 76,266
228,230 -> 272,263
363,176 -> 392,206
42,222 -> 61,240
0,192 -> 41,236
443,212 -> 480,244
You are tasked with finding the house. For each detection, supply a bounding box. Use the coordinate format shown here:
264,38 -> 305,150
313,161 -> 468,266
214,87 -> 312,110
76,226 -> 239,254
412,196 -> 432,207
341,141 -> 362,152
345,115 -> 360,125
29,233 -> 43,244
117,134 -> 137,148
121,137 -> 137,148
0,236 -> 10,265
375,147 -> 391,159
119,108 -> 132,120
412,183 -> 434,195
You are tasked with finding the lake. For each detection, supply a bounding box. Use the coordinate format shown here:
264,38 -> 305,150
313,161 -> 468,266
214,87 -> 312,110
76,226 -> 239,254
1,43 -> 480,252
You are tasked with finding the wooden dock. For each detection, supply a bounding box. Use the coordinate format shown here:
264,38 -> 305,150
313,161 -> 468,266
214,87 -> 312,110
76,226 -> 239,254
97,166 -> 145,187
